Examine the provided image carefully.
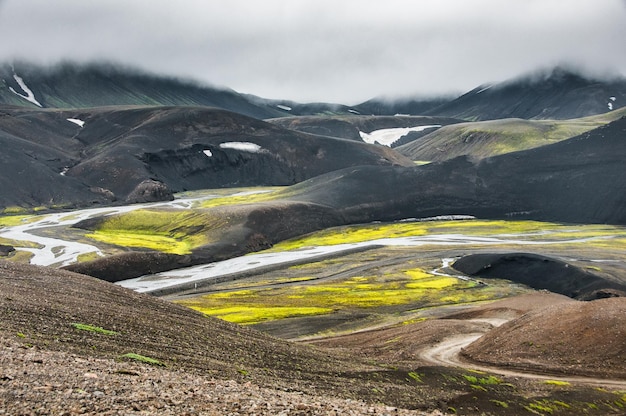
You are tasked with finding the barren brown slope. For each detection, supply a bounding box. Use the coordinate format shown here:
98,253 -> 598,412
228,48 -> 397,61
309,293 -> 572,369
0,260 -> 456,413
462,297 -> 626,379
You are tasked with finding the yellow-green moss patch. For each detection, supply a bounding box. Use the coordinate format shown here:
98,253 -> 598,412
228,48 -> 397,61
84,209 -> 230,254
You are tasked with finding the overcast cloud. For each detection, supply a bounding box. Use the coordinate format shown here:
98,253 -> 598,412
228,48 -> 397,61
0,0 -> 624,104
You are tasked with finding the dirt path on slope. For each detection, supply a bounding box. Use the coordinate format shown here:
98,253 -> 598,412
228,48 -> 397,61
419,319 -> 626,389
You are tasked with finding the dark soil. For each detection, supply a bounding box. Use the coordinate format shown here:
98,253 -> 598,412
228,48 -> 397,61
452,252 -> 626,300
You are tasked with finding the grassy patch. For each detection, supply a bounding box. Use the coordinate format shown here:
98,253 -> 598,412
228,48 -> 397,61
84,209 -> 230,254
544,380 -> 571,386
267,219 -> 626,253
188,305 -> 333,325
0,214 -> 36,227
178,269 -> 477,325
198,187 -> 286,208
71,323 -> 119,336
120,353 -> 165,366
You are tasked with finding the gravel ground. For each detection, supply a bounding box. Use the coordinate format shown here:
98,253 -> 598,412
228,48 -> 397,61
0,335 -> 442,416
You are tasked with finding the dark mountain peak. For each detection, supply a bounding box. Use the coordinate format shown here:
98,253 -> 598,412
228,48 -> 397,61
427,66 -> 626,120
500,65 -> 602,90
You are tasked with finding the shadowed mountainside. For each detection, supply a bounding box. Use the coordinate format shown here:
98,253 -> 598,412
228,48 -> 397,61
0,105 -> 411,210
424,67 -> 626,121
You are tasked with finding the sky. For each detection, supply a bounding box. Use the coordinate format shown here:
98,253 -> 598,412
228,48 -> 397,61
0,0 -> 625,104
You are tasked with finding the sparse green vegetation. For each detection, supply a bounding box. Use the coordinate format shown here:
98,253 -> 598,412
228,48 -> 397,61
544,380 -> 571,386
407,371 -> 423,383
120,353 -> 165,366
490,400 -> 509,408
198,187 -> 287,208
463,374 -> 502,385
71,323 -> 119,336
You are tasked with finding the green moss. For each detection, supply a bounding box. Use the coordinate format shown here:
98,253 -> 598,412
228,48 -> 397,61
189,305 -> 333,324
0,214 -> 35,227
199,187 -> 287,208
544,380 -> 571,386
71,323 -> 119,336
120,353 -> 165,366
490,400 -> 509,408
76,252 -> 101,263
407,371 -> 424,383
84,209 -> 230,254
179,269 -> 476,325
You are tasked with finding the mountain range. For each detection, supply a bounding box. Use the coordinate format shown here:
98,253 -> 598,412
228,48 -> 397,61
2,61 -> 626,415
2,62 -> 624,120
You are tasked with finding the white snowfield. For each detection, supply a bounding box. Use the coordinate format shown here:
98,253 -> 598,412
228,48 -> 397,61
203,149 -> 213,157
276,104 -> 292,111
359,125 -> 441,147
9,73 -> 42,107
219,142 -> 264,153
66,118 -> 85,127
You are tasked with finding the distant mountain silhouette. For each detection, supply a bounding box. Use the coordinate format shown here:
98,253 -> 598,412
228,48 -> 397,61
0,62 -> 352,119
425,67 -> 626,120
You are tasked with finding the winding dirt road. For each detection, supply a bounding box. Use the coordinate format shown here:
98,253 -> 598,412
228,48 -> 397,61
419,319 -> 626,388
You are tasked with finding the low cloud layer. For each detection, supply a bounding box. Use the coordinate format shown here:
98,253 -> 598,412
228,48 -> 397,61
1,0 -> 624,103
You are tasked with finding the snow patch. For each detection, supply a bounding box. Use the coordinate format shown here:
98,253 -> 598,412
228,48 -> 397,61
348,109 -> 360,114
475,84 -> 493,94
277,104 -> 292,111
359,125 -> 441,147
203,149 -> 213,157
219,142 -> 264,153
610,96 -> 616,101
608,102 -> 613,111
9,73 -> 42,107
66,118 -> 85,127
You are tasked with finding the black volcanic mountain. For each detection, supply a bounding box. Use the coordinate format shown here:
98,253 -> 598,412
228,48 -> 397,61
0,105 -> 411,210
286,116 -> 626,225
0,62 -> 360,119
425,67 -> 626,121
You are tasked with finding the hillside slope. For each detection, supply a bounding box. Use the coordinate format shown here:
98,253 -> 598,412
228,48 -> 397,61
397,108 -> 626,162
462,297 -> 626,379
0,105 -> 411,210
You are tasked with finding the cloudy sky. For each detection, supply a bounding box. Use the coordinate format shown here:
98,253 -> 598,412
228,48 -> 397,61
0,0 -> 624,104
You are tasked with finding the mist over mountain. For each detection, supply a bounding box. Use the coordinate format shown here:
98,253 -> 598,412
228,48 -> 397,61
2,62 -> 624,123
424,67 -> 626,120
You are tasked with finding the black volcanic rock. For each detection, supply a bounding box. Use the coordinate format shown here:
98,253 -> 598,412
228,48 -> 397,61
452,252 -> 626,300
426,67 -> 626,120
0,105 -> 412,210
